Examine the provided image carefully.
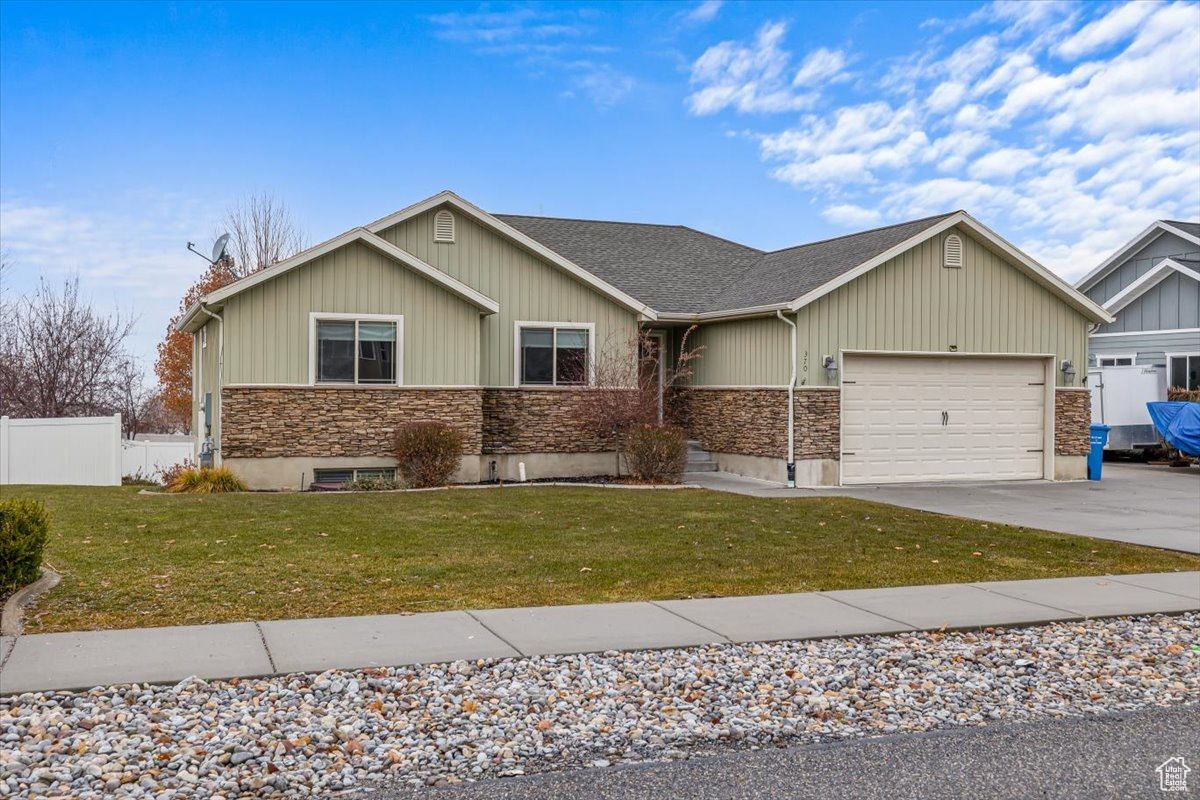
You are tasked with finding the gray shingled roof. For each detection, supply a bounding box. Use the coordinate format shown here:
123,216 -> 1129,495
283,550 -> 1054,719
1164,220 -> 1200,239
497,212 -> 958,314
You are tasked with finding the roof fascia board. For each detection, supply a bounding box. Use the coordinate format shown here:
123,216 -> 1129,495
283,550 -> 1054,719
200,228 -> 499,315
787,212 -> 1114,324
1075,220 -> 1200,292
366,191 -> 658,320
656,302 -> 792,323
1103,258 -> 1200,315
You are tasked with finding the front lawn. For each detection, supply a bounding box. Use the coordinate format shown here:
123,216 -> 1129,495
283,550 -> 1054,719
8,485 -> 1199,633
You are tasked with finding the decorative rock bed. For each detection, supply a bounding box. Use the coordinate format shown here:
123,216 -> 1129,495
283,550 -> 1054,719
2,613 -> 1197,798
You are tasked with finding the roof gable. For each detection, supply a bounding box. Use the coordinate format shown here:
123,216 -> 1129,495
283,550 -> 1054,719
367,191 -> 657,319
1103,257 -> 1200,315
177,228 -> 498,332
1076,220 -> 1200,292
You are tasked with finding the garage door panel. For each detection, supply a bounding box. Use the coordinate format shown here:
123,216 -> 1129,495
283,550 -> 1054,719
841,356 -> 1046,485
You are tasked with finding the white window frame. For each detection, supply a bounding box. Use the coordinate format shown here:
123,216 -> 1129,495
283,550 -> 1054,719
308,312 -> 404,386
1097,354 -> 1136,367
1166,351 -> 1200,389
513,321 -> 596,387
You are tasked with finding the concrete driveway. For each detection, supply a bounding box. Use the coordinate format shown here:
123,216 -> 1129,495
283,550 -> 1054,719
688,463 -> 1200,553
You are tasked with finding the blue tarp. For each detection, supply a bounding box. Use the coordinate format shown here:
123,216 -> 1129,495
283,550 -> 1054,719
1146,401 -> 1200,456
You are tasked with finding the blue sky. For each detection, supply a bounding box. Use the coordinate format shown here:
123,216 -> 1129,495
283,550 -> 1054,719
2,0 -> 1198,366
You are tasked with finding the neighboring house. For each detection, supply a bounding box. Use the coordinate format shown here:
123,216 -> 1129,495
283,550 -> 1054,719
179,191 -> 1110,490
1075,220 -> 1200,449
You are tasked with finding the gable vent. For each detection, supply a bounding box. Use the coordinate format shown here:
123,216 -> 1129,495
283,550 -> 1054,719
943,233 -> 963,268
433,210 -> 455,243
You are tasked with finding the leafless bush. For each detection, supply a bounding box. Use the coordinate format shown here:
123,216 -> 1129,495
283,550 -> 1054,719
578,326 -> 703,474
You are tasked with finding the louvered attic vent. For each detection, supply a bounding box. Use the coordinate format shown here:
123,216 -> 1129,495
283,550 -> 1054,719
433,210 -> 456,243
943,233 -> 963,268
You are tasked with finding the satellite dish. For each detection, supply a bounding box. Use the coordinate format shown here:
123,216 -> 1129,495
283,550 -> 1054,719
211,233 -> 231,264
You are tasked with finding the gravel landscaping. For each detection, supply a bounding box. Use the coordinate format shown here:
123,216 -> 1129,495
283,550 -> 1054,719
2,613 -> 1198,798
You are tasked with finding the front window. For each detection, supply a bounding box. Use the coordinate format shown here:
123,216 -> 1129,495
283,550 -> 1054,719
1169,354 -> 1199,390
1099,356 -> 1133,367
519,325 -> 590,385
316,319 -> 397,384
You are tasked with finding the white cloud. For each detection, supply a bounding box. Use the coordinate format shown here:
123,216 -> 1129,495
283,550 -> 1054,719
967,147 -> 1040,179
684,0 -> 723,24
570,62 -> 635,107
1054,1 -> 1156,59
822,204 -> 882,226
697,0 -> 1199,280
687,22 -> 818,114
792,48 -> 850,87
428,8 -> 633,108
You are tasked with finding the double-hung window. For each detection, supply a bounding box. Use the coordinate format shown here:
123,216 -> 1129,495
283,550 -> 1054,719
518,323 -> 591,386
312,314 -> 402,385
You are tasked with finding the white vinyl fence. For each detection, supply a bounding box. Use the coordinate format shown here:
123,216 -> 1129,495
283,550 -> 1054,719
121,439 -> 194,481
0,415 -> 195,486
0,415 -> 123,486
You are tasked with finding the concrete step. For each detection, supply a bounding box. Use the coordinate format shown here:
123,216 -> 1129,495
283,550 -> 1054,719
686,439 -> 705,452
685,461 -> 719,473
687,452 -> 715,464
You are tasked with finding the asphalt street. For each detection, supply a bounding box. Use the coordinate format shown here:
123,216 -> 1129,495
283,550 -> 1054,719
376,704 -> 1200,800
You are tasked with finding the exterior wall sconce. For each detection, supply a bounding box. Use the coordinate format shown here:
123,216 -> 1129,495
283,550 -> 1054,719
823,355 -> 838,381
1061,360 -> 1077,385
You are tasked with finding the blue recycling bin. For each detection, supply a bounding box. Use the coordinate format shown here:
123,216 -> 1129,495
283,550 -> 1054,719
1087,424 -> 1110,481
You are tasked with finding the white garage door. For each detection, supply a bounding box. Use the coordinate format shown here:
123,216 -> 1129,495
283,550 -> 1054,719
841,355 -> 1046,484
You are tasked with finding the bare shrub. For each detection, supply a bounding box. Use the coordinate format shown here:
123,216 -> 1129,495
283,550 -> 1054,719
624,424 -> 688,482
394,422 -> 464,488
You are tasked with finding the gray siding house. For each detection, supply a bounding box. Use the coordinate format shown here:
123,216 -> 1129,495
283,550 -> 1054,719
1076,220 -> 1200,447
1078,220 -> 1200,377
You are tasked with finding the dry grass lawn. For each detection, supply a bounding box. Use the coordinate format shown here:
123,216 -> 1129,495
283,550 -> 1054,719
9,484 -> 1198,633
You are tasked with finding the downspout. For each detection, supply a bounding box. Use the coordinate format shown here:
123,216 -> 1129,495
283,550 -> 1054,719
196,303 -> 224,466
776,310 -> 797,487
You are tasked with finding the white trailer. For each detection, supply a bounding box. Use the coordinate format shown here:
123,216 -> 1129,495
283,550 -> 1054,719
1087,365 -> 1168,450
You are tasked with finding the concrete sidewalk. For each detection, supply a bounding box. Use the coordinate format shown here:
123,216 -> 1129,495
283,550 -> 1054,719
2,572 -> 1196,695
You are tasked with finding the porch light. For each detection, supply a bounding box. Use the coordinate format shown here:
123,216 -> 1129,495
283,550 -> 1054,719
1061,360 -> 1077,384
822,355 -> 838,380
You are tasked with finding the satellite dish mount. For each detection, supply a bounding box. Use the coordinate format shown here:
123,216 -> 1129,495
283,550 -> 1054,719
187,233 -> 232,265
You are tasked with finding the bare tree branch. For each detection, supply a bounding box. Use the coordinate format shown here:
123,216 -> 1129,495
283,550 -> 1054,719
222,192 -> 306,278
0,276 -> 141,421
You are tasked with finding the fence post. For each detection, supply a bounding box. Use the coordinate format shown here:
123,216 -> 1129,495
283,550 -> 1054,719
0,416 -> 9,485
111,413 -> 122,486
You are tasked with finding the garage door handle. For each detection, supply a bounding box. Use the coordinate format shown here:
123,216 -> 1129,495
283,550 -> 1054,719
941,411 -> 948,426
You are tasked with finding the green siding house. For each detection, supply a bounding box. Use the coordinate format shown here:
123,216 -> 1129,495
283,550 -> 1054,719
179,191 -> 1111,489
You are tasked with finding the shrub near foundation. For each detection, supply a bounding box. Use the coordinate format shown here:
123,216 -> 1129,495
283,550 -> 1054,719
166,466 -> 247,493
624,424 -> 688,482
395,421 -> 464,488
0,497 -> 50,594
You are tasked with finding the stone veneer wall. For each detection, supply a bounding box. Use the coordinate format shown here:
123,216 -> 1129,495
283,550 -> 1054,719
676,388 -> 842,460
675,389 -> 786,459
221,387 -> 483,459
793,389 -> 841,459
481,388 -> 614,453
1054,389 -> 1091,457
